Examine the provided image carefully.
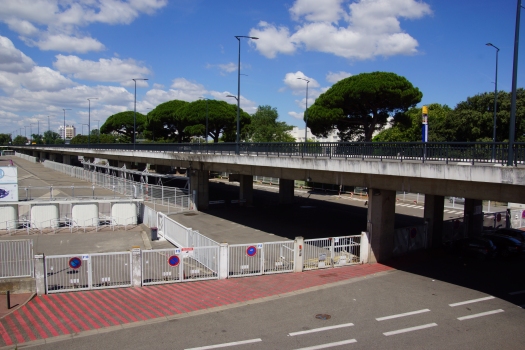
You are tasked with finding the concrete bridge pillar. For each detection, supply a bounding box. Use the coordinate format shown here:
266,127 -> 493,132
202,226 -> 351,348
49,153 -> 57,162
239,175 -> 253,206
190,169 -> 209,211
366,188 -> 396,263
423,195 -> 445,248
39,152 -> 46,161
63,154 -> 71,165
279,179 -> 295,204
465,198 -> 484,237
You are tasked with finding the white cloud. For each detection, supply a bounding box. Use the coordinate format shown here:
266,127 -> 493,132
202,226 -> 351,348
289,111 -> 304,120
0,0 -> 168,54
0,36 -> 35,73
54,55 -> 151,82
283,71 -> 320,94
290,0 -> 348,22
251,0 -> 432,60
326,71 -> 352,83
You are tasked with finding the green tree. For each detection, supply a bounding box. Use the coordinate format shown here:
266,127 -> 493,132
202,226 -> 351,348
100,111 -> 146,143
307,71 -> 423,141
43,130 -> 63,145
177,99 -> 251,143
12,135 -> 27,145
144,100 -> 190,142
0,133 -> 12,145
373,103 -> 452,142
246,105 -> 295,142
70,135 -> 88,144
31,134 -> 44,144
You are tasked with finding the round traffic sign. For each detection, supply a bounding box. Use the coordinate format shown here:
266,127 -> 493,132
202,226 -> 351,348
168,255 -> 180,267
69,257 -> 82,269
246,246 -> 257,257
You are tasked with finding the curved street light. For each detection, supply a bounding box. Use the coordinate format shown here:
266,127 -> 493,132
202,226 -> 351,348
132,78 -> 148,150
87,98 -> 98,147
234,35 -> 258,154
486,43 -> 499,160
200,97 -> 211,144
297,77 -> 310,143
62,108 -> 71,141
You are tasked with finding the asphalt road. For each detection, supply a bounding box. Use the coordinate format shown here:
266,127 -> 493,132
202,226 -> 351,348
23,252 -> 525,350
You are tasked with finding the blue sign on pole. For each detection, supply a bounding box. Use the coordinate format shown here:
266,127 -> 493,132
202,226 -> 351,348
168,255 -> 180,267
246,246 -> 257,257
69,257 -> 82,269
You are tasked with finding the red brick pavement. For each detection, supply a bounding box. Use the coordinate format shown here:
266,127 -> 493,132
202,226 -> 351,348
0,263 -> 392,347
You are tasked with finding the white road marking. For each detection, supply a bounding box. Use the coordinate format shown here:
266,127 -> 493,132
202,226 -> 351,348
449,296 -> 495,307
457,309 -> 504,320
376,309 -> 431,321
509,290 -> 525,295
185,338 -> 262,350
289,323 -> 355,336
293,339 -> 357,350
383,323 -> 438,336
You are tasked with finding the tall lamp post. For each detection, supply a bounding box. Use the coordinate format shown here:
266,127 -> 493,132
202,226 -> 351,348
87,98 -> 98,147
509,0 -> 523,166
234,35 -> 258,154
297,77 -> 310,143
48,116 -> 51,133
30,123 -> 35,143
132,78 -> 148,150
63,108 -> 71,141
486,43 -> 499,160
200,97 -> 210,143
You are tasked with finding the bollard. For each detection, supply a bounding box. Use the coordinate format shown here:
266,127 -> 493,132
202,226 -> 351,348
6,290 -> 10,310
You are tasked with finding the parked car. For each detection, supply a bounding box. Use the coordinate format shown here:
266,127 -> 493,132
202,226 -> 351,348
490,228 -> 525,243
447,237 -> 497,260
482,233 -> 525,258
449,197 -> 465,204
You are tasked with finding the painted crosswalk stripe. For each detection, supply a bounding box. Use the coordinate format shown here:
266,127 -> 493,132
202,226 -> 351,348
289,323 -> 354,336
449,296 -> 494,307
383,323 -> 437,336
185,338 -> 262,350
376,309 -> 430,321
457,309 -> 504,320
293,339 -> 357,349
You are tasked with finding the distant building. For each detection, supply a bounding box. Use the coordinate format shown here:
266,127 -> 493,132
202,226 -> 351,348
58,125 -> 76,139
288,126 -> 340,143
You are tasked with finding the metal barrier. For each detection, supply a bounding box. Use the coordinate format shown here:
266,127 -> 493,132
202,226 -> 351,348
0,239 -> 34,278
142,247 -> 219,286
15,152 -> 38,163
45,252 -> 132,294
303,236 -> 361,271
263,241 -> 295,274
228,243 -> 264,278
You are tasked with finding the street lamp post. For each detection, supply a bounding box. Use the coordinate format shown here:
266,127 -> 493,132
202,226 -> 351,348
132,78 -> 148,150
200,97 -> 210,144
87,98 -> 98,147
30,123 -> 35,143
509,0 -> 523,166
297,78 -> 310,143
63,108 -> 71,141
234,35 -> 258,154
486,43 -> 499,160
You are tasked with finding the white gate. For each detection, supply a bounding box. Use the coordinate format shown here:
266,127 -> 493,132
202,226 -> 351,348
45,252 -> 132,294
263,241 -> 295,274
228,243 -> 264,278
303,236 -> 361,271
142,247 -> 219,285
0,239 -> 34,278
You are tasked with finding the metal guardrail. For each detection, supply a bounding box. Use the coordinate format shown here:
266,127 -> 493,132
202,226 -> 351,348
14,142 -> 525,165
0,239 -> 34,278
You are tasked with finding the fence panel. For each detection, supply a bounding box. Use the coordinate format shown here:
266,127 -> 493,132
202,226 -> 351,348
0,239 -> 34,278
159,213 -> 189,247
332,236 -> 361,266
263,241 -> 295,274
303,238 -> 333,270
89,252 -> 132,290
46,254 -> 91,293
142,249 -> 181,286
228,243 -> 263,278
180,246 -> 219,281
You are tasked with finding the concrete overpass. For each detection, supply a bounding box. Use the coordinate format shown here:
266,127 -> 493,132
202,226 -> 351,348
13,143 -> 525,263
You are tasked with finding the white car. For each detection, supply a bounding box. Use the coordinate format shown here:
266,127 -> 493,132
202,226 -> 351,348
449,197 -> 465,204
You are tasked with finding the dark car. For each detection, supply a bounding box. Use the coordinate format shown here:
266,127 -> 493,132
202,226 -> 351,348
482,233 -> 525,258
491,228 -> 525,244
448,237 -> 497,260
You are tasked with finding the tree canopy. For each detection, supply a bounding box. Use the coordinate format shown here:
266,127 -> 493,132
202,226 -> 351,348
43,130 -> 64,145
100,111 -> 146,143
246,105 -> 295,142
144,100 -> 190,142
307,71 -> 423,141
0,134 -> 11,145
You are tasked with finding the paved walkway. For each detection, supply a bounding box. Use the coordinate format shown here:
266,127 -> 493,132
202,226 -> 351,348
0,263 -> 392,348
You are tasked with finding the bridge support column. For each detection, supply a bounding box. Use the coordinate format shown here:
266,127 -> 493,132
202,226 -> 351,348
366,188 -> 396,263
279,179 -> 295,204
465,198 -> 484,237
239,175 -> 253,206
63,154 -> 71,165
190,169 -> 209,211
39,152 -> 46,161
49,153 -> 57,162
423,195 -> 445,248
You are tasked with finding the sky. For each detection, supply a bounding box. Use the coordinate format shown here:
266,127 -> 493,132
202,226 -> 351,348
0,0 -> 523,138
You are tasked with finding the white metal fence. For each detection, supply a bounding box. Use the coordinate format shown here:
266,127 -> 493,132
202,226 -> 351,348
45,252 -> 132,294
0,239 -> 34,278
227,241 -> 295,278
303,236 -> 361,271
15,152 -> 38,163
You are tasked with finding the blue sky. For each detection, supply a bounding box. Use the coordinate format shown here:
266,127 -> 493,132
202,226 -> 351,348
0,0 -> 523,138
